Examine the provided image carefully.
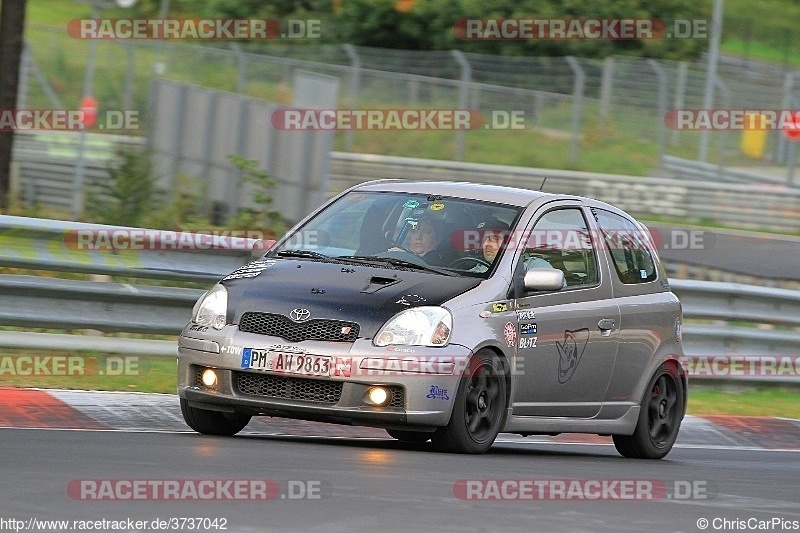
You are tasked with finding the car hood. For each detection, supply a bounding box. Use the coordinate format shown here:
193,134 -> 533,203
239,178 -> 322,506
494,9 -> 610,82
222,259 -> 481,339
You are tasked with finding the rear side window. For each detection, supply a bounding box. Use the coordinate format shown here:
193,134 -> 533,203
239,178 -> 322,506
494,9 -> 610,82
594,209 -> 657,284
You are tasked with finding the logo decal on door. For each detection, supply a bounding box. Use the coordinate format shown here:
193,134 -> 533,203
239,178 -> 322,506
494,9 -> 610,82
556,328 -> 590,383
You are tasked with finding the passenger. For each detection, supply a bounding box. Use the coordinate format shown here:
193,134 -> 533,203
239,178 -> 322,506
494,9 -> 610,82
470,217 -> 560,277
470,217 -> 511,273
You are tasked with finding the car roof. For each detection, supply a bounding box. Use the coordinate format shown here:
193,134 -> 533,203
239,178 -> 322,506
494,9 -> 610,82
352,179 -> 565,207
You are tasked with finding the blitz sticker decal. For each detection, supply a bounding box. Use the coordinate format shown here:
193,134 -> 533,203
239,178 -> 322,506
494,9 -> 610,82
517,310 -> 536,321
556,328 -> 590,384
396,294 -> 426,306
222,259 -> 277,281
520,323 -> 537,335
426,385 -> 450,400
503,322 -> 517,347
429,203 -> 445,211
519,337 -> 537,349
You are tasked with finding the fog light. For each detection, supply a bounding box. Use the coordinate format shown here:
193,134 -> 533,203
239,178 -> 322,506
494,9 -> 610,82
366,386 -> 389,406
201,369 -> 218,387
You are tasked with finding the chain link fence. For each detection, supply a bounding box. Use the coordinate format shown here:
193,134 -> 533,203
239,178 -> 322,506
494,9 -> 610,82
21,23 -> 800,184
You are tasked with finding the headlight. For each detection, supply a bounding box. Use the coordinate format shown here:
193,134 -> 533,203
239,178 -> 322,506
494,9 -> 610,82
374,306 -> 452,347
192,284 -> 228,330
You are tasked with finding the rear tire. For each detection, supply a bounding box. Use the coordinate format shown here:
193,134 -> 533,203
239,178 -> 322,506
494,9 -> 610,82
431,351 -> 507,454
613,364 -> 684,459
386,429 -> 432,443
180,398 -> 251,436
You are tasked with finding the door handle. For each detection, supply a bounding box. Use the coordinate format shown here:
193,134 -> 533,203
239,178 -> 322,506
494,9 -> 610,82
597,318 -> 615,331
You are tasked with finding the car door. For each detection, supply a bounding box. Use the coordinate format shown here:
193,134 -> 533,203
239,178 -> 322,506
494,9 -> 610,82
510,203 -> 620,418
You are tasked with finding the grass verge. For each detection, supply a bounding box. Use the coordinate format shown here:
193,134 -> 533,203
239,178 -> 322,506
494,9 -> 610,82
2,347 -> 799,419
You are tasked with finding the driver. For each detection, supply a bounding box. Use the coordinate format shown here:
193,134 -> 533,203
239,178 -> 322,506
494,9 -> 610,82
389,216 -> 460,266
408,218 -> 441,258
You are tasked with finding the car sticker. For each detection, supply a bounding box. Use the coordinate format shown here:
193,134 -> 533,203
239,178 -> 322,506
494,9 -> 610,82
403,200 -> 420,209
426,385 -> 450,400
491,302 -> 508,313
503,322 -> 517,347
519,337 -> 537,349
222,259 -> 277,281
520,323 -> 537,335
517,310 -> 536,321
557,328 -> 590,383
396,294 -> 426,306
429,203 -> 445,211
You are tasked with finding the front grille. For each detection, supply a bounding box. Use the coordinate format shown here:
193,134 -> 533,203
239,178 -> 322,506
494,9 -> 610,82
236,372 -> 343,404
388,387 -> 405,409
239,312 -> 360,342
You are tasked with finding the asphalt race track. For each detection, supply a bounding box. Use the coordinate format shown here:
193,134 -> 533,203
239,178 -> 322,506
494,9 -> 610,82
652,225 -> 800,281
1,390 -> 799,532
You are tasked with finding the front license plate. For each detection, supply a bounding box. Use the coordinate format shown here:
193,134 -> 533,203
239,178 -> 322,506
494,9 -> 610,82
242,348 -> 331,377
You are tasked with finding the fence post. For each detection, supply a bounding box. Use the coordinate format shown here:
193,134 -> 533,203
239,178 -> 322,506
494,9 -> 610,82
777,72 -> 794,164
672,61 -> 688,146
230,43 -> 247,94
343,44 -> 361,152
565,56 -> 585,166
647,59 -> 668,167
123,42 -> 135,111
72,4 -> 100,221
599,57 -> 614,131
451,50 -> 471,162
714,78 -> 731,181
699,0 -> 724,163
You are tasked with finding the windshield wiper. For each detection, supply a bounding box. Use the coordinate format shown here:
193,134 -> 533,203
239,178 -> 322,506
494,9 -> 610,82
276,250 -> 338,262
341,255 -> 458,276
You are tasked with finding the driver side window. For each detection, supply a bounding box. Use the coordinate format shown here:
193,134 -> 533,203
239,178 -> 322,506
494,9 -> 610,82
522,208 -> 598,288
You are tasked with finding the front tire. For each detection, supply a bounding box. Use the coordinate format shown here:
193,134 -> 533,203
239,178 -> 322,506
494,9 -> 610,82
180,398 -> 251,436
613,364 -> 684,459
432,351 -> 508,454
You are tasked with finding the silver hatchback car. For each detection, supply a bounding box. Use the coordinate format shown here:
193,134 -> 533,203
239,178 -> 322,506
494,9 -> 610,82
178,180 -> 687,459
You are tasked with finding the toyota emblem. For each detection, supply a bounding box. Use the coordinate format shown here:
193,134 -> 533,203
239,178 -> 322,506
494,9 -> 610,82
289,308 -> 311,322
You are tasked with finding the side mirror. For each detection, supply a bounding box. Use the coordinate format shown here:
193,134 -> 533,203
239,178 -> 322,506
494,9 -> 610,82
251,239 -> 276,261
523,268 -> 564,291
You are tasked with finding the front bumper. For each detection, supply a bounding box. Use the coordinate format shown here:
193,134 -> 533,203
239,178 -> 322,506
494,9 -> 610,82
177,326 -> 472,429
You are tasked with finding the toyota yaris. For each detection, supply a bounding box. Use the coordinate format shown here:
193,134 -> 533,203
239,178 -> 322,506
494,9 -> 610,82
178,180 -> 687,458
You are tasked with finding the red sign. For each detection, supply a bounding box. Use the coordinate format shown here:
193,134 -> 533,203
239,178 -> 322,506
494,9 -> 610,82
783,111 -> 800,141
80,96 -> 98,129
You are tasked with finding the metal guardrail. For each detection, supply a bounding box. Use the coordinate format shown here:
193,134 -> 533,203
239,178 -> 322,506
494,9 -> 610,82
0,215 -> 253,282
10,132 -> 800,232
1,216 -> 799,383
327,152 -> 800,233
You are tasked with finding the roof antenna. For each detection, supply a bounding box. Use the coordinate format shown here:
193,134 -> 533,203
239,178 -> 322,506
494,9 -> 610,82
538,177 -> 547,191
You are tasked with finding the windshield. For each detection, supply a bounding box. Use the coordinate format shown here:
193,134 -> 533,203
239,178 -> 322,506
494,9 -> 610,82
269,191 -> 523,277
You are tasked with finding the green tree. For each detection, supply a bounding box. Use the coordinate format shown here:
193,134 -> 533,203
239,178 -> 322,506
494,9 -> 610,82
85,146 -> 160,226
227,155 -> 286,239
